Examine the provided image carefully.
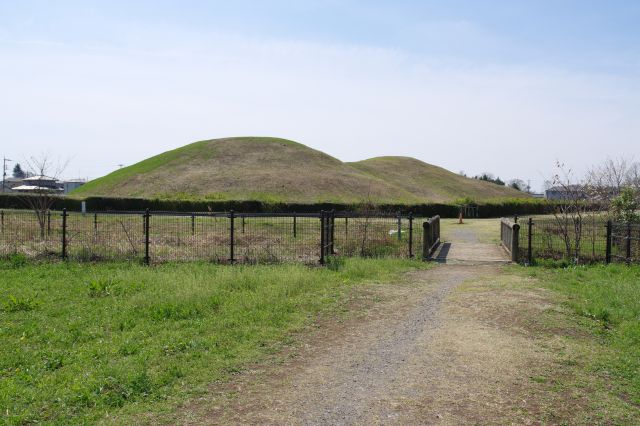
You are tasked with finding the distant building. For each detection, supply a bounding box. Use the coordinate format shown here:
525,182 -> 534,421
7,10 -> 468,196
61,179 -> 86,194
544,185 -> 587,200
1,177 -> 24,193
7,176 -> 87,195
12,175 -> 63,194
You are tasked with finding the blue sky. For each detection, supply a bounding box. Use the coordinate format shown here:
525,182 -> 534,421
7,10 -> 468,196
1,1 -> 639,189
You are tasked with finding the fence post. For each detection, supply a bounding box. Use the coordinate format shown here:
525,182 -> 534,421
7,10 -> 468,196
61,208 -> 68,260
626,223 -> 632,265
144,208 -> 150,265
345,217 -> 348,240
191,214 -> 195,236
242,215 -> 245,234
293,214 -> 297,238
422,221 -> 430,260
527,217 -> 533,265
514,214 -> 518,224
512,223 -> 520,263
320,210 -> 325,265
94,213 -> 98,232
229,210 -> 235,263
0,210 -> 3,234
408,212 -> 413,258
47,210 -> 51,236
397,212 -> 402,241
605,220 -> 612,264
330,210 -> 335,255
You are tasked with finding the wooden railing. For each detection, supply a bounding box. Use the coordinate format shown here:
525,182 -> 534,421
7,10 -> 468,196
422,215 -> 441,259
500,218 -> 520,262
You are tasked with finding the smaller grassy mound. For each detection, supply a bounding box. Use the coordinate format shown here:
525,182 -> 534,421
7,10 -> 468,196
0,258 -> 427,424
349,156 -> 527,203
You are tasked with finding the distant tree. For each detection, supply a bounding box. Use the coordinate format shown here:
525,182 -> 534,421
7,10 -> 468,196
12,163 -> 26,178
508,179 -> 527,191
19,154 -> 68,238
474,173 -> 505,186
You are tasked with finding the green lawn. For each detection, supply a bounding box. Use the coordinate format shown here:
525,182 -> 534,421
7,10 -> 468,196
0,257 -> 428,424
524,264 -> 640,406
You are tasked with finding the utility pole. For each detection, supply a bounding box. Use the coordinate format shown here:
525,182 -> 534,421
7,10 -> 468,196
2,157 -> 12,193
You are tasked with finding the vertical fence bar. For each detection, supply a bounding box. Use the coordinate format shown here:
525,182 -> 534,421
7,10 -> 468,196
320,210 -> 325,265
626,223 -> 632,265
242,215 -> 245,234
527,217 -> 533,265
330,210 -> 335,255
229,210 -> 235,263
345,217 -> 348,240
409,213 -> 415,257
0,210 -> 3,234
293,214 -> 297,238
191,214 -> 195,236
605,220 -> 612,264
397,212 -> 402,241
94,213 -> 98,232
61,208 -> 68,260
47,210 -> 51,236
144,208 -> 150,265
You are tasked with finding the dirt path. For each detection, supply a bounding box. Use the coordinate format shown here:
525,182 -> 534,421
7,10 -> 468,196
175,222 -> 610,425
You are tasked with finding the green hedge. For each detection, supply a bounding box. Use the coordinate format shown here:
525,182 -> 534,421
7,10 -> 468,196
0,193 -> 551,218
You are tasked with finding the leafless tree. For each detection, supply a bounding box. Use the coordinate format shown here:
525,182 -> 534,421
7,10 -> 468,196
549,161 -> 590,262
19,154 -> 68,238
586,157 -> 639,205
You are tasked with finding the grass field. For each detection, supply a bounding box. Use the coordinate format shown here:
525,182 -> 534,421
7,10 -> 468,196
0,257 -> 428,424
523,264 -> 640,407
71,137 -> 528,203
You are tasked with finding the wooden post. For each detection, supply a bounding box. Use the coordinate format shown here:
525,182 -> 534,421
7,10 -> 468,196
422,221 -> 430,260
512,223 -> 520,263
605,220 -> 612,264
61,208 -> 68,260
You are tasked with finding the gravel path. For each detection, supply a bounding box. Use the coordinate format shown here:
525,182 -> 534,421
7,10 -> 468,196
289,266 -> 477,425
199,265 -> 492,425
189,225 -> 515,425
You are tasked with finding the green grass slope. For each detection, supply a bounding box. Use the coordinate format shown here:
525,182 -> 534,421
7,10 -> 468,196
349,156 -> 527,203
74,137 -> 529,203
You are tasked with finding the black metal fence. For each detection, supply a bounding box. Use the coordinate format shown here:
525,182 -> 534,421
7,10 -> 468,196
515,216 -> 640,265
0,209 -> 434,265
